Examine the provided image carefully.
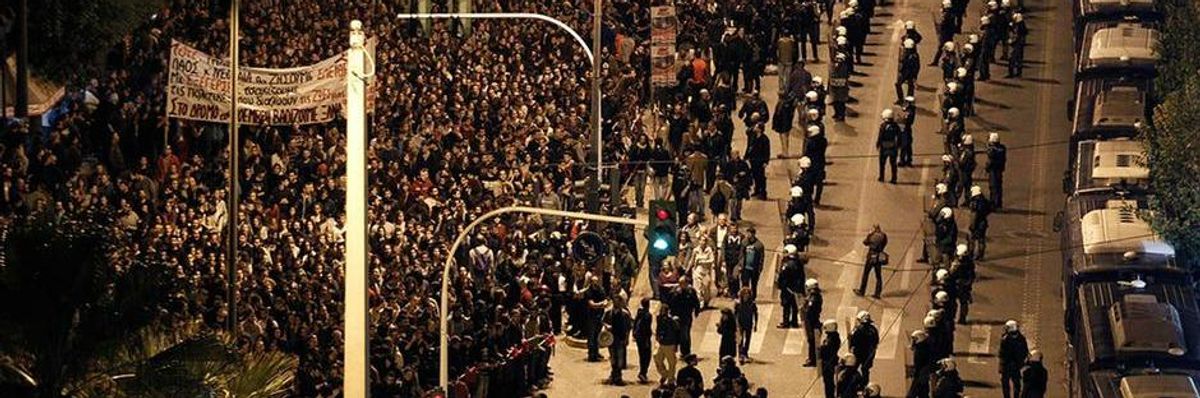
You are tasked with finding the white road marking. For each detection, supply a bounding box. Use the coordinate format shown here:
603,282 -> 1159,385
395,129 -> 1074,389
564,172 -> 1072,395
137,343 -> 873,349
837,305 -> 859,355
877,308 -> 903,359
968,325 -> 992,364
698,311 -> 721,354
749,304 -> 776,354
783,327 -> 808,356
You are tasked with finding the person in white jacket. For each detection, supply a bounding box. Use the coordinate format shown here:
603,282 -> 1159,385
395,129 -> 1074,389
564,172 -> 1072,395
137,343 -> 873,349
690,235 -> 717,308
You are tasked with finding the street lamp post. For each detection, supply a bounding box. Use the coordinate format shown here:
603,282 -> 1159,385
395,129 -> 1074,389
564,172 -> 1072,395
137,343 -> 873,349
226,0 -> 240,335
437,206 -> 646,392
344,20 -> 371,398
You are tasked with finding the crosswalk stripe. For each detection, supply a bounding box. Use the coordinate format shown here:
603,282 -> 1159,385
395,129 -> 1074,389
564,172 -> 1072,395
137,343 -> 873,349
698,310 -> 721,354
749,304 -> 776,354
836,305 -> 858,356
877,308 -> 902,360
968,325 -> 992,364
782,327 -> 808,355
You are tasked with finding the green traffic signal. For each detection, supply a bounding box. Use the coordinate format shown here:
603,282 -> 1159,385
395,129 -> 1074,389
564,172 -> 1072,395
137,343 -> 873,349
648,200 -> 678,256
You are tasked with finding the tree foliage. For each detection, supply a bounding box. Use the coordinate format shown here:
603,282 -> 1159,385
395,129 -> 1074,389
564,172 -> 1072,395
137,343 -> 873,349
1145,77 -> 1200,267
0,212 -> 296,398
23,0 -> 164,83
1146,0 -> 1200,266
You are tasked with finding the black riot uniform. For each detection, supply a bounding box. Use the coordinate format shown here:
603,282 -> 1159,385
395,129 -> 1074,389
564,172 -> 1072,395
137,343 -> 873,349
849,319 -> 880,381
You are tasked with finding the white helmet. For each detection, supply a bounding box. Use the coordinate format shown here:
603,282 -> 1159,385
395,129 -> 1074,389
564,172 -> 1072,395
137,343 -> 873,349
806,90 -> 819,102
963,134 -> 974,145
904,38 -> 916,49
841,353 -> 858,366
981,15 -> 991,25
935,183 -> 948,194
1002,0 -> 1012,7
989,132 -> 1001,143
905,95 -> 916,103
837,36 -> 848,46
790,186 -> 804,197
791,213 -> 807,226
813,76 -> 823,85
968,34 -> 980,44
948,107 -> 961,117
1013,13 -> 1024,22
942,154 -> 953,163
988,0 -> 998,9
799,156 -> 813,168
881,109 -> 895,120
1029,350 -> 1043,362
947,82 -> 960,92
807,125 -> 821,137
935,290 -> 950,304
940,207 -> 953,219
857,310 -> 872,323
865,383 -> 882,396
806,278 -> 820,290
785,243 -> 798,254
935,268 -> 950,282
923,316 -> 938,328
970,185 -> 983,197
928,309 -> 942,319
943,41 -> 956,52
848,0 -> 859,7
823,319 -> 839,332
807,108 -> 821,119
956,67 -> 968,78
905,20 -> 916,29
940,358 -> 957,371
1005,320 -> 1019,332
942,0 -> 952,8
956,243 -> 969,256
912,329 -> 929,341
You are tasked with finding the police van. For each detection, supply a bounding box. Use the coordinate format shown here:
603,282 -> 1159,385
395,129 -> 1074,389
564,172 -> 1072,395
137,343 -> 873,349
1066,275 -> 1200,397
1076,21 -> 1160,79
1073,0 -> 1161,42
1064,139 -> 1150,195
1082,370 -> 1200,398
1069,75 -> 1152,141
1057,197 -> 1181,315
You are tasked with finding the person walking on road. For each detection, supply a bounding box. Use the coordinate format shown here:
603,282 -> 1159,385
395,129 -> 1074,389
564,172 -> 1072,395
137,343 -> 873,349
670,277 -> 702,357
876,109 -> 901,183
743,227 -> 766,299
803,279 -> 824,367
746,126 -> 772,200
604,295 -> 633,385
734,286 -> 759,364
718,308 -> 738,360
654,306 -> 681,384
1021,350 -> 1048,398
999,320 -> 1030,398
633,298 -> 654,384
857,225 -> 888,297
819,320 -> 843,398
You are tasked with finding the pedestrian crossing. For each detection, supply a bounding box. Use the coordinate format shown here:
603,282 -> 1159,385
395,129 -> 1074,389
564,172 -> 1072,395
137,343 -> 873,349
689,301 -> 905,360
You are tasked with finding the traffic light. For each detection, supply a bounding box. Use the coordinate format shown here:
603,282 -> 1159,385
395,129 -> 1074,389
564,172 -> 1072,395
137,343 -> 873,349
647,200 -> 678,256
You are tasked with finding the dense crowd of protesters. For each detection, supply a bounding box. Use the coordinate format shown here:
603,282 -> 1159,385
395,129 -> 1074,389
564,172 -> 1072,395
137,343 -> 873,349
0,0 -> 658,396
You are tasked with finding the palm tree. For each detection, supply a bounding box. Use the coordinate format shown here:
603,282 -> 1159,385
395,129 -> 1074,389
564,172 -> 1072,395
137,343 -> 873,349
0,211 -> 296,398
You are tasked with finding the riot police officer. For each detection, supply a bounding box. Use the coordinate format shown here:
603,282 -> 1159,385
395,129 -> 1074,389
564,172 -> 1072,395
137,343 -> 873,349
957,135 -> 977,204
835,353 -> 865,398
999,320 -> 1030,398
829,52 -> 852,121
803,279 -> 824,366
777,244 -> 805,328
849,311 -> 880,381
804,127 -> 829,204
908,330 -> 934,398
951,244 -> 976,324
966,185 -> 993,258
896,38 -> 921,104
900,96 -> 917,166
1007,13 -> 1028,78
877,109 -> 901,183
986,132 -> 1007,207
930,358 -> 964,398
819,319 -> 843,398
934,207 -> 958,266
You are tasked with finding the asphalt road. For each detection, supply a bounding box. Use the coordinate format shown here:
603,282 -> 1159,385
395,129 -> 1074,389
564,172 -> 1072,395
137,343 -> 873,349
544,0 -> 1073,394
